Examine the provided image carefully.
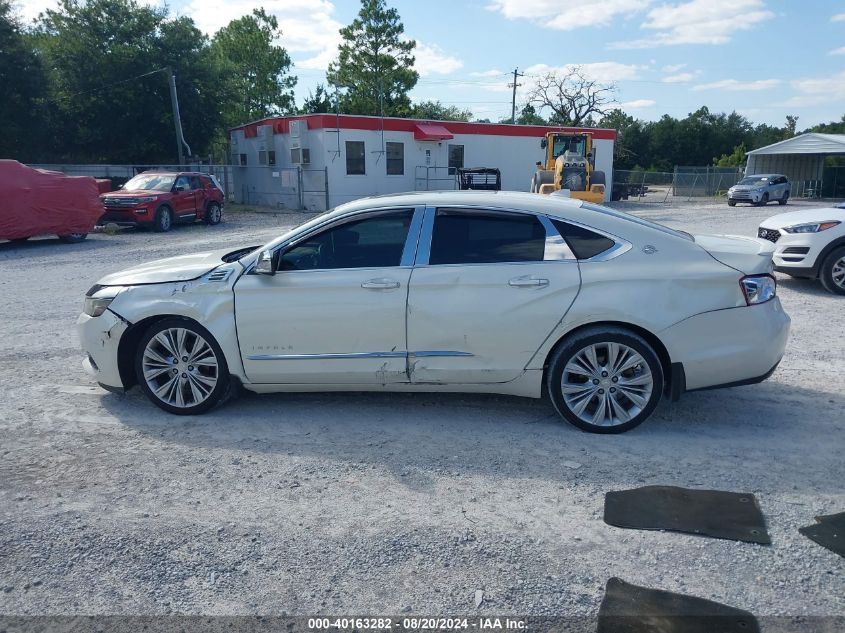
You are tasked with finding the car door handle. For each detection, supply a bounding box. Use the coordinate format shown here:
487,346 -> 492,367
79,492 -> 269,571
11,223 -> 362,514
508,276 -> 549,288
361,278 -> 401,290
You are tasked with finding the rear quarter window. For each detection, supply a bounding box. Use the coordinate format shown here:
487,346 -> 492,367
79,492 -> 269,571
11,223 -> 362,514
551,219 -> 615,260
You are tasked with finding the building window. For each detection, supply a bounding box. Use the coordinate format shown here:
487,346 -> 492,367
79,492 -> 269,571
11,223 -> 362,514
258,150 -> 268,165
346,141 -> 365,175
239,153 -> 247,166
448,144 -> 464,175
268,150 -> 276,166
386,142 -> 404,175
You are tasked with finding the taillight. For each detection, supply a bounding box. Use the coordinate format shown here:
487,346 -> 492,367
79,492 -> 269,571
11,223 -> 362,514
740,274 -> 776,305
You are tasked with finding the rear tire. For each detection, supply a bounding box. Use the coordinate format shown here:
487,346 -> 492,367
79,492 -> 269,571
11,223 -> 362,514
204,202 -> 222,225
58,233 -> 87,243
820,246 -> 845,295
153,205 -> 173,232
547,326 -> 664,434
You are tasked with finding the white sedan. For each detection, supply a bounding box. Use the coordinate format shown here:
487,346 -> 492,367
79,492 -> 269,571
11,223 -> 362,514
78,191 -> 790,433
758,206 -> 845,295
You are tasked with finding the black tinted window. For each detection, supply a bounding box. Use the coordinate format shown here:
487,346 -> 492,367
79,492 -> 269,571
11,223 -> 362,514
279,210 -> 413,270
551,219 -> 615,260
429,209 -> 546,265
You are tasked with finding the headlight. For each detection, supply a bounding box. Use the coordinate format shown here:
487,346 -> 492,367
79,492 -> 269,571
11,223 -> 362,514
83,285 -> 126,317
135,196 -> 156,203
781,221 -> 840,234
740,274 -> 776,305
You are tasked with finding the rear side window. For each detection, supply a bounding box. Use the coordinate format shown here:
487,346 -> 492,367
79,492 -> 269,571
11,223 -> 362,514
429,209 -> 546,265
551,219 -> 615,260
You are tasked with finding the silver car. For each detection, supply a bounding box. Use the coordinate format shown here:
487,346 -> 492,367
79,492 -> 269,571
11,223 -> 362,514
728,174 -> 790,207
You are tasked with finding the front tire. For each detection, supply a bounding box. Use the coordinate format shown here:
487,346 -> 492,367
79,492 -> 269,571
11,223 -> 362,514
547,327 -> 664,434
820,246 -> 845,295
134,318 -> 230,415
778,192 -> 789,205
727,200 -> 736,207
756,193 -> 769,207
153,205 -> 173,232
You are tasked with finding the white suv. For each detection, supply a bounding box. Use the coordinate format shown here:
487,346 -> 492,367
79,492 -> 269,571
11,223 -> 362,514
758,206 -> 845,294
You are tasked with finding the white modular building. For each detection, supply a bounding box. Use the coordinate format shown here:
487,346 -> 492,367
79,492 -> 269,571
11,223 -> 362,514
229,114 -> 616,211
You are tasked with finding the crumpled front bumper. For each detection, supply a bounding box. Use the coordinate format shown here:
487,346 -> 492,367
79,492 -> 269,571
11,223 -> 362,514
77,310 -> 128,390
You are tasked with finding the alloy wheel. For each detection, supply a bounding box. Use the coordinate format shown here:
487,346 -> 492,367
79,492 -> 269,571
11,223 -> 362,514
833,256 -> 845,289
560,342 -> 654,428
141,327 -> 219,408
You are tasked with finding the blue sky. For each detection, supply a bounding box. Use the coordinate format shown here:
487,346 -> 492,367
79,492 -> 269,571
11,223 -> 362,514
16,0 -> 845,127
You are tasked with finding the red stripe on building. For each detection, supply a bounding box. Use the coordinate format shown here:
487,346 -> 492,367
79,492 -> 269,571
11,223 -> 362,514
232,114 -> 617,141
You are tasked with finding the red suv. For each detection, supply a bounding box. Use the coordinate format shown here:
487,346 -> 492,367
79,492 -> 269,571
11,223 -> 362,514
100,171 -> 225,232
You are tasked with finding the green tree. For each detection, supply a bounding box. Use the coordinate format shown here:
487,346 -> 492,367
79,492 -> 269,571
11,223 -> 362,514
783,114 -> 799,139
714,143 -> 747,167
211,8 -> 296,128
300,84 -> 335,114
35,0 -> 223,163
0,0 -> 49,160
411,100 -> 472,121
327,0 -> 418,116
515,104 -> 546,125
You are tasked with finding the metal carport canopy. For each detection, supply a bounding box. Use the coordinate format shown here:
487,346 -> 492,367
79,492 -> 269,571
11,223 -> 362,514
745,133 -> 845,190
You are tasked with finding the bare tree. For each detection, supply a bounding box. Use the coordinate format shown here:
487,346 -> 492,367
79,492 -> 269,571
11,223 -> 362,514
527,66 -> 616,126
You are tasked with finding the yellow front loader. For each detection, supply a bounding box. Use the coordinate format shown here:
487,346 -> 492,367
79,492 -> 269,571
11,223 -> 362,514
530,132 -> 606,203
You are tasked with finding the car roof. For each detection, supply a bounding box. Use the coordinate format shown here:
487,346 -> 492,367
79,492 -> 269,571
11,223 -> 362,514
333,190 -> 586,219
746,173 -> 785,178
135,171 -> 208,177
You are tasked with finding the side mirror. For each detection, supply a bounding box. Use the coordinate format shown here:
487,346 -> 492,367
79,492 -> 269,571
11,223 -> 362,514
255,249 -> 278,275
174,185 -> 185,192
540,138 -> 547,149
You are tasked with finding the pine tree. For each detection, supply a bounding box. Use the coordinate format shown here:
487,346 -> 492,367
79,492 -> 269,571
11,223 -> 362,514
326,0 -> 418,117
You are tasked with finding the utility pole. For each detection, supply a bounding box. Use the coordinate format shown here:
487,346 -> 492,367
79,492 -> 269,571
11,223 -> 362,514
508,67 -> 524,124
166,67 -> 191,167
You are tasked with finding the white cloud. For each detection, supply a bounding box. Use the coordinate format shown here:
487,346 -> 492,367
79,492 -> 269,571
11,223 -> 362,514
184,0 -> 343,70
621,99 -> 656,109
413,42 -> 463,76
832,13 -> 845,22
470,69 -> 506,78
14,0 -> 163,22
829,46 -> 845,56
611,0 -> 774,48
692,78 -> 781,91
663,72 -> 695,83
487,0 -> 652,30
525,61 -> 645,81
662,63 -> 686,73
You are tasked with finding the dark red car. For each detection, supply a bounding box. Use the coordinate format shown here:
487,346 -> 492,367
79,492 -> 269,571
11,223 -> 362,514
99,171 -> 225,232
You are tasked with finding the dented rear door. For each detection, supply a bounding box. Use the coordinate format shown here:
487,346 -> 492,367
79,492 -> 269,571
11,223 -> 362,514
406,207 -> 581,384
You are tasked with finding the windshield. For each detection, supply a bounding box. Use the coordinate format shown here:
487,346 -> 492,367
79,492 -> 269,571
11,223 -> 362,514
553,135 -> 586,159
580,202 -> 694,241
738,176 -> 770,186
123,174 -> 176,192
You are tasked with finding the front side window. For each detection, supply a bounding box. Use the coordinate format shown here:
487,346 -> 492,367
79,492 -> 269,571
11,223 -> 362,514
448,144 -> 464,175
174,175 -> 190,191
386,142 -> 404,175
429,209 -> 546,265
279,209 -> 414,270
346,141 -> 365,175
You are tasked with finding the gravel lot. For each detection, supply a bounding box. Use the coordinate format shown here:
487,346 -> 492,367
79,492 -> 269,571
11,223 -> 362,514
1,199 -> 843,621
